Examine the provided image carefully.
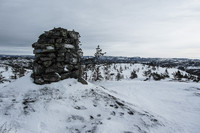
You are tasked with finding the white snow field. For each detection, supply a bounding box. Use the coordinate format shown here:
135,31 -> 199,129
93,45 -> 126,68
96,80 -> 200,133
0,71 -> 200,132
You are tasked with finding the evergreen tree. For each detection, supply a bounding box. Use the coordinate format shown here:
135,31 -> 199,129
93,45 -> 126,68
90,45 -> 106,81
165,69 -> 169,75
11,68 -> 18,79
152,66 -> 156,71
94,45 -> 106,58
0,73 -> 4,83
151,72 -> 163,81
130,70 -> 137,79
173,70 -> 183,80
94,45 -> 106,64
104,65 -> 111,80
143,69 -> 152,81
143,69 -> 151,78
124,65 -> 127,70
163,69 -> 169,78
116,72 -> 123,81
83,71 -> 88,80
113,64 -> 117,70
119,66 -> 123,73
92,66 -> 103,81
183,73 -> 188,79
19,67 -> 25,78
5,66 -> 8,71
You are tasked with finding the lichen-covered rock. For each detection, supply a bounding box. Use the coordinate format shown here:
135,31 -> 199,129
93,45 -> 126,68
32,27 -> 83,84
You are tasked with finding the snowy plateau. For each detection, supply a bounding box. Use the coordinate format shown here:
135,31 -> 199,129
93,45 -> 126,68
0,62 -> 200,133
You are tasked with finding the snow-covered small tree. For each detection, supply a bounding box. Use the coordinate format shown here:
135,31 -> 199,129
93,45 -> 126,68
143,69 -> 151,77
5,66 -> 8,71
143,69 -> 152,81
173,70 -> 183,80
119,66 -> 123,73
94,45 -> 106,58
104,65 -> 111,80
113,64 -> 117,70
92,66 -> 103,81
163,69 -> 169,78
152,66 -> 156,71
116,72 -> 123,81
11,68 -> 18,79
89,45 -> 106,81
151,72 -> 163,81
130,70 -> 137,79
19,67 -> 25,78
165,69 -> 169,75
83,71 -> 88,80
183,73 -> 188,79
0,73 -> 4,83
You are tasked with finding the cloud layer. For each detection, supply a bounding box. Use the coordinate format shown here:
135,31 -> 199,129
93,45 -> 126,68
0,0 -> 200,58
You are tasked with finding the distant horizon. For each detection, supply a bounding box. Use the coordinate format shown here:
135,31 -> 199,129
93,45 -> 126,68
0,53 -> 199,60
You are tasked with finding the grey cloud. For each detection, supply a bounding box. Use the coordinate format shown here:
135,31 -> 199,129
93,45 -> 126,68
0,0 -> 200,58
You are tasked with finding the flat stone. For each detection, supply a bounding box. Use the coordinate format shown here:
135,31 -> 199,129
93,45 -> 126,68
66,65 -> 74,71
45,66 -> 57,73
78,78 -> 88,85
40,57 -> 52,61
33,49 -> 55,54
57,52 -> 65,57
48,39 -> 55,44
71,70 -> 79,78
48,53 -> 56,58
60,73 -> 70,79
56,38 -> 62,43
57,57 -> 65,62
34,77 -> 45,85
43,61 -> 52,67
35,54 -> 46,58
34,64 -> 44,75
43,73 -> 60,82
61,30 -> 67,37
70,58 -> 77,64
57,48 -> 67,53
64,38 -> 73,43
64,44 -> 75,49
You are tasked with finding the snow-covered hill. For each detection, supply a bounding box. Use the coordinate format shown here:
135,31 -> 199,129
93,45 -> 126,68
95,80 -> 200,133
0,63 -> 200,133
0,73 -> 167,133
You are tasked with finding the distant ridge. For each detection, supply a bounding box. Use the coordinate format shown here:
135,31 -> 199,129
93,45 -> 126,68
0,54 -> 34,59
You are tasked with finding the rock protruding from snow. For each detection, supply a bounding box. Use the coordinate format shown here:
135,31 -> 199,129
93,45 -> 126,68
32,27 -> 83,84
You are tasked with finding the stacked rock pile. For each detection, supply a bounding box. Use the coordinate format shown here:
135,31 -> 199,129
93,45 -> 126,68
32,27 -> 84,84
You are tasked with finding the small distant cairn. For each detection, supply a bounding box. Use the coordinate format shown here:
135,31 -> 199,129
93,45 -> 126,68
32,27 -> 86,84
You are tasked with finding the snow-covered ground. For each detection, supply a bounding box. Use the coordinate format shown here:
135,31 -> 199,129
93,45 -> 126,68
0,63 -> 200,133
1,73 -> 200,133
0,63 -> 31,88
95,80 -> 200,133
0,73 -> 165,133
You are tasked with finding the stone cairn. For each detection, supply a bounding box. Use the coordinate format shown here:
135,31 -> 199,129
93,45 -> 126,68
32,27 -> 84,84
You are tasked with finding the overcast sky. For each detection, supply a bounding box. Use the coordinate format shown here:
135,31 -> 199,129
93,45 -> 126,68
0,0 -> 200,58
